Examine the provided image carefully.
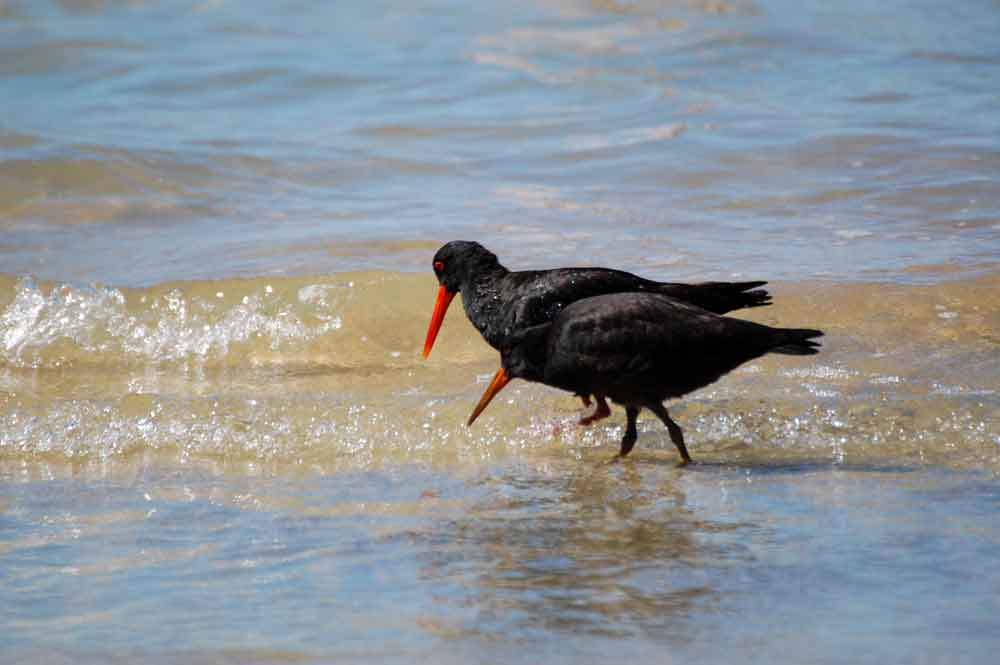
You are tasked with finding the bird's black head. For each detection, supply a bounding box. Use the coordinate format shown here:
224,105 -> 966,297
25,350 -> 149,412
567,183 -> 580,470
423,241 -> 504,359
431,240 -> 502,293
500,323 -> 550,382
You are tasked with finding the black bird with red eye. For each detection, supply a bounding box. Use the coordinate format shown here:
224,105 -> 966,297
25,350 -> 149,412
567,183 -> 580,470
423,240 -> 773,424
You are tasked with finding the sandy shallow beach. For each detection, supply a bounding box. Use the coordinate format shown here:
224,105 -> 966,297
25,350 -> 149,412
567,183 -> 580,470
2,0 -> 999,662
2,272 -> 998,663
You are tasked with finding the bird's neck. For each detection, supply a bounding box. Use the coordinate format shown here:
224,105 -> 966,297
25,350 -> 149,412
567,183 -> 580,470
459,260 -> 508,296
457,262 -> 509,341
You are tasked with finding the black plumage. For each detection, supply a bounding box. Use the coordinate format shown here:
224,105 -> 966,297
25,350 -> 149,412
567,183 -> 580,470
468,292 -> 823,464
423,240 -> 773,423
426,240 -> 771,351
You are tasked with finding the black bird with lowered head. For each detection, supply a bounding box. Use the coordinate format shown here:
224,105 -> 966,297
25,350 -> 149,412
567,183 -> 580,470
466,292 -> 823,465
422,240 -> 773,423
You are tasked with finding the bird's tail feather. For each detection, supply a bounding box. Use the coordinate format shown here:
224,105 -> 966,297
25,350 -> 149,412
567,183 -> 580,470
658,280 -> 772,314
773,328 -> 824,355
723,281 -> 771,310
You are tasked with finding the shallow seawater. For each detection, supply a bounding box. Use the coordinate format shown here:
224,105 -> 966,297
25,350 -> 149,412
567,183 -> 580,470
1,0 -> 998,285
2,0 -> 1000,661
1,272 -> 997,470
2,272 -> 998,662
3,461 -> 1000,664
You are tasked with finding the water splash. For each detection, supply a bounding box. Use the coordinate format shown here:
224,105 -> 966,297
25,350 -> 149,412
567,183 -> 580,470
0,276 -> 344,368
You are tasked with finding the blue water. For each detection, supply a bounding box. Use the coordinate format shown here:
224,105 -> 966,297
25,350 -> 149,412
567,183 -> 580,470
2,0 -> 998,285
3,462 -> 999,664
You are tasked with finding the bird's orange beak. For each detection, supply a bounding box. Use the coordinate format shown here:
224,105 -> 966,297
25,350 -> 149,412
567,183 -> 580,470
422,286 -> 456,358
467,367 -> 511,426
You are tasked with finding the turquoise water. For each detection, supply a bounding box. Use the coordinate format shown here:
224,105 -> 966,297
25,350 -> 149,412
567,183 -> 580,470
2,1 -> 999,662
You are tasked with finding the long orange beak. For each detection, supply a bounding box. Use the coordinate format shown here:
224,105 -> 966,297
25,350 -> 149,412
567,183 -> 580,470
422,286 -> 456,358
467,367 -> 511,426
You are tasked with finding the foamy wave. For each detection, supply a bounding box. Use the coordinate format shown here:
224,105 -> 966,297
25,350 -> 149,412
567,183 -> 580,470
0,276 -> 343,368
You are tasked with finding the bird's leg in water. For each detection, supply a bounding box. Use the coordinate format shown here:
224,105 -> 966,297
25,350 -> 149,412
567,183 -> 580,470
579,395 -> 611,426
647,403 -> 692,466
619,406 -> 640,457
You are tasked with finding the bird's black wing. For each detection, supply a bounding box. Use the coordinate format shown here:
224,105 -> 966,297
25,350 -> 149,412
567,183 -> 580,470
501,267 -> 769,331
501,268 -> 653,331
542,293 -> 780,399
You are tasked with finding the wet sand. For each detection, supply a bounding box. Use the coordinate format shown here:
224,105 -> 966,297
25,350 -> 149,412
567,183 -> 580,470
2,271 -> 998,662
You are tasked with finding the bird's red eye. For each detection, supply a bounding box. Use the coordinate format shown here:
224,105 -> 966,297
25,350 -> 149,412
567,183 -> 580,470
434,261 -> 444,271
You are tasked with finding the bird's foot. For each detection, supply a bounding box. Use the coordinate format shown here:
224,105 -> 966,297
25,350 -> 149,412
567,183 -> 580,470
579,413 -> 606,426
578,397 -> 611,426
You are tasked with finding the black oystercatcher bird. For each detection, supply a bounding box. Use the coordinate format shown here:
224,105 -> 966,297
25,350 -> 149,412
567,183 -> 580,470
466,292 -> 823,465
423,241 -> 772,423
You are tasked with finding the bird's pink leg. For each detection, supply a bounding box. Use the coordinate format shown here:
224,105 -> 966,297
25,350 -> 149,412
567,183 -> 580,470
579,395 -> 611,426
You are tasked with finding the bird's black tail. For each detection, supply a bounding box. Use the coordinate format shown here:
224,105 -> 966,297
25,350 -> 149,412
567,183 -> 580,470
657,280 -> 771,314
772,328 -> 824,355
